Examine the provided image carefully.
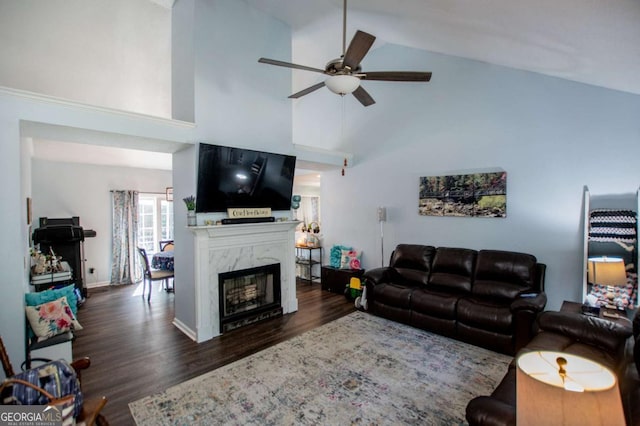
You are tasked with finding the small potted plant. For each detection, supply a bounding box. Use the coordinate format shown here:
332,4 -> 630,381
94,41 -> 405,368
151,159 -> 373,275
183,195 -> 196,226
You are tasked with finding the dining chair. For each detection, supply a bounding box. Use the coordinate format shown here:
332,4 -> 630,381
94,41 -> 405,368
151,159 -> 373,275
137,247 -> 174,302
159,240 -> 174,252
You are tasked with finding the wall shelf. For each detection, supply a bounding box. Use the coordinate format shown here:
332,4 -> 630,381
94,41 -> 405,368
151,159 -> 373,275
582,186 -> 639,309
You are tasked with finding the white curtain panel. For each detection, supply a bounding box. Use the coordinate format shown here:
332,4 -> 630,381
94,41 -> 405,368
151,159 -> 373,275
110,190 -> 140,285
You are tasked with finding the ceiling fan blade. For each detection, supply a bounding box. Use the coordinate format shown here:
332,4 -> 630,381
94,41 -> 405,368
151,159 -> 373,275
362,71 -> 432,82
343,30 -> 376,71
258,58 -> 326,74
289,82 -> 326,99
353,86 -> 375,107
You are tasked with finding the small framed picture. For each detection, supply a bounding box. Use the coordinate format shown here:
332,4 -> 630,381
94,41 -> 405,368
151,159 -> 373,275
166,187 -> 173,201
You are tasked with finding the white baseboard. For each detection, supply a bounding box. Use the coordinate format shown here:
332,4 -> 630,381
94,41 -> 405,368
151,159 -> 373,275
86,281 -> 110,288
173,318 -> 197,342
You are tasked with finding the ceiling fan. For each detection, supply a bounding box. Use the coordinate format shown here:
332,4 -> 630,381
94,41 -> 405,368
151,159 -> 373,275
258,0 -> 432,107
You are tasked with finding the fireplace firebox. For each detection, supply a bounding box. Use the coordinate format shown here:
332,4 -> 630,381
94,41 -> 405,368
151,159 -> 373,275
219,263 -> 282,332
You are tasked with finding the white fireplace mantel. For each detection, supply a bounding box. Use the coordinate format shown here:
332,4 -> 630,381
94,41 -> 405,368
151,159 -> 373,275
189,221 -> 299,342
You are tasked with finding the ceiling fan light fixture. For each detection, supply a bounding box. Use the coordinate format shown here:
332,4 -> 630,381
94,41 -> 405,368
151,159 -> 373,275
325,75 -> 360,95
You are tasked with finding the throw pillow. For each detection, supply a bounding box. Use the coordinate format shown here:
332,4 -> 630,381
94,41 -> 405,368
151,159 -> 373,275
340,249 -> 362,270
25,284 -> 78,316
330,245 -> 352,268
25,296 -> 83,342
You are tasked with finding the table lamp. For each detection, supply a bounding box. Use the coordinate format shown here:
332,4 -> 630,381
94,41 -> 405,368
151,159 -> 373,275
516,351 -> 625,426
587,257 -> 627,309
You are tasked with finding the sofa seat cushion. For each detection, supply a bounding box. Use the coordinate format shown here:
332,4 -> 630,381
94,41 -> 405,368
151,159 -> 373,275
458,323 -> 515,355
457,297 -> 513,334
371,283 -> 414,324
411,288 -> 459,319
372,283 -> 413,309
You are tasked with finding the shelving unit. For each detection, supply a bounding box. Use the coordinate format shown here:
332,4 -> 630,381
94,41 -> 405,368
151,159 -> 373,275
582,186 -> 639,309
295,246 -> 322,284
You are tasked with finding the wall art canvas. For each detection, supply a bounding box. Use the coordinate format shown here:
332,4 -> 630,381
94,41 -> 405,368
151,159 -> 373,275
419,171 -> 507,218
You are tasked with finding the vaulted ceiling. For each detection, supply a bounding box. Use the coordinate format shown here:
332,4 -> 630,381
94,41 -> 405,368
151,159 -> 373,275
29,0 -> 640,179
247,0 -> 640,96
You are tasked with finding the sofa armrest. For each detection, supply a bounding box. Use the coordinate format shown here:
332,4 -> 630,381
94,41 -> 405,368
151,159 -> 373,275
362,267 -> 398,286
510,292 -> 547,312
537,311 -> 633,354
466,396 -> 515,426
510,293 -> 547,353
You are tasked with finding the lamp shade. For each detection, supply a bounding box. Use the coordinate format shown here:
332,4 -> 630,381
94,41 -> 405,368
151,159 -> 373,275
325,75 -> 360,95
516,351 -> 625,426
587,257 -> 627,286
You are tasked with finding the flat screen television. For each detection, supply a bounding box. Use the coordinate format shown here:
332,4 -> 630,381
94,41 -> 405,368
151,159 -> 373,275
196,143 -> 296,213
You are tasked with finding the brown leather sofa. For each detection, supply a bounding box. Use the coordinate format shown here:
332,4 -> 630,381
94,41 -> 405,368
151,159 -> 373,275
362,244 -> 547,355
465,310 -> 634,425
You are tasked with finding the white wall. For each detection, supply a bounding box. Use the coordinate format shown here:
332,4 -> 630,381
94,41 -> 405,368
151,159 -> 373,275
171,0 -> 195,122
293,184 -> 320,198
191,0 -> 292,152
310,44 -> 640,311
0,117 -> 26,377
31,159 -> 172,285
0,0 -> 171,118
172,145 -> 197,336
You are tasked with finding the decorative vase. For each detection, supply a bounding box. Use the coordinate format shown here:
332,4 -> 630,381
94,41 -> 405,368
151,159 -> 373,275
187,210 -> 196,226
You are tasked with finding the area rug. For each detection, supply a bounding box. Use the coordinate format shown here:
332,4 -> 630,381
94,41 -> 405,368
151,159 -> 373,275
129,311 -> 511,425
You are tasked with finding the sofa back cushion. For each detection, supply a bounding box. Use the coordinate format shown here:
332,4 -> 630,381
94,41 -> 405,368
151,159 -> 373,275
389,244 -> 435,287
428,247 -> 477,293
472,250 -> 537,300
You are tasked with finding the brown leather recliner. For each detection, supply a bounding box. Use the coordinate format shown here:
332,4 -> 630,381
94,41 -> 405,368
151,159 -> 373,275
465,311 -> 633,426
621,309 -> 640,425
363,244 -> 547,355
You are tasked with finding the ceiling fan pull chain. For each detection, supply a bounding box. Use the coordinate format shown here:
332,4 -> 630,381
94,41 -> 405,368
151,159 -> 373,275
341,97 -> 347,176
342,0 -> 347,56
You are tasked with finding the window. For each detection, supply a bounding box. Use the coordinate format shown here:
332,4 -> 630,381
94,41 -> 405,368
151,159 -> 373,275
298,196 -> 320,225
137,193 -> 173,255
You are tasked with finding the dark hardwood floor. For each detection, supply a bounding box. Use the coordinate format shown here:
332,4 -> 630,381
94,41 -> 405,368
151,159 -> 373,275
73,280 -> 356,425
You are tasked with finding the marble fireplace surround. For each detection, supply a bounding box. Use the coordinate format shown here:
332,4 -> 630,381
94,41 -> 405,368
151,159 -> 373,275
189,221 -> 299,343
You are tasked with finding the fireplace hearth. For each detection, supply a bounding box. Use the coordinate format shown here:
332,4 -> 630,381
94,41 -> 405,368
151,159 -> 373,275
219,263 -> 282,332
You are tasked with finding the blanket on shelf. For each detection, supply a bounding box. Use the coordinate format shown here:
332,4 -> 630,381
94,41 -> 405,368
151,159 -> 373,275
589,209 -> 637,243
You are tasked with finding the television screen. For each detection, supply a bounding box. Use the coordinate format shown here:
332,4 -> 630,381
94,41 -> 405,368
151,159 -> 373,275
196,143 -> 296,213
